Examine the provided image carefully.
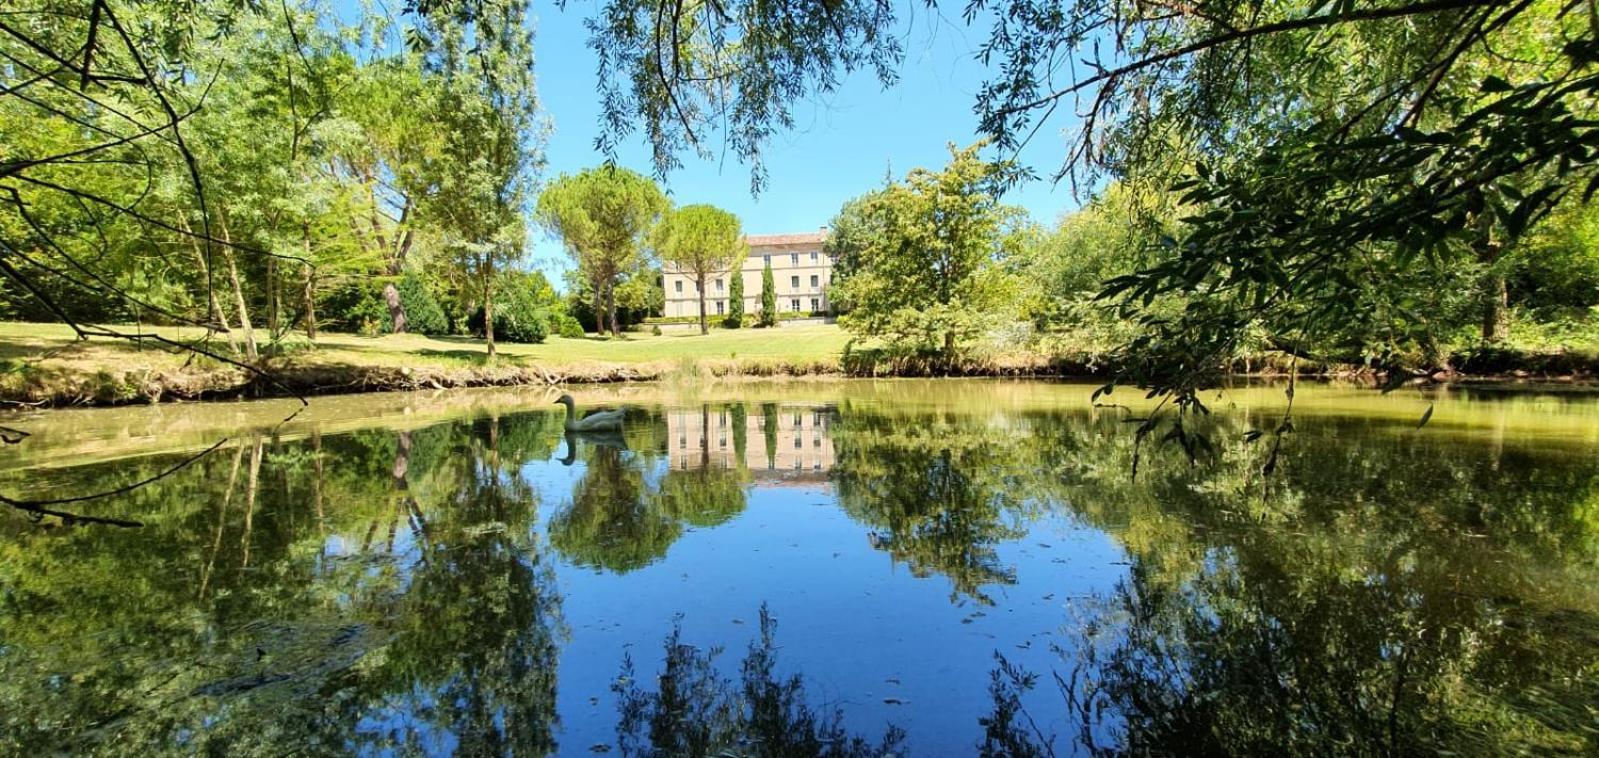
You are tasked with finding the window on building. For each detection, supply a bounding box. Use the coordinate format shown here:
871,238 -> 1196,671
790,253 -> 798,265
674,280 -> 682,293
793,436 -> 802,449
790,275 -> 799,289
810,251 -> 818,263
810,298 -> 819,312
715,301 -> 724,315
763,254 -> 771,266
694,281 -> 701,293
809,274 -> 819,287
791,298 -> 801,311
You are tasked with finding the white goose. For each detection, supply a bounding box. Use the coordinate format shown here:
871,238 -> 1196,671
554,393 -> 626,432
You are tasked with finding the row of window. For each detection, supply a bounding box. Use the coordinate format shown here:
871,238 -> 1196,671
675,274 -> 823,294
689,297 -> 822,315
680,434 -> 826,450
761,251 -> 823,267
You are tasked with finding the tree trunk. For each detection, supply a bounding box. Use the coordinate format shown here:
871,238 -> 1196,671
266,254 -> 280,335
1481,271 -> 1509,344
589,272 -> 605,337
384,282 -> 407,334
483,257 -> 497,358
303,264 -> 318,342
698,273 -> 708,335
179,214 -> 238,354
219,222 -> 258,361
301,227 -> 317,343
607,280 -> 621,337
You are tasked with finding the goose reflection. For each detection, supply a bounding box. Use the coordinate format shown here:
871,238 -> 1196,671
557,428 -> 629,466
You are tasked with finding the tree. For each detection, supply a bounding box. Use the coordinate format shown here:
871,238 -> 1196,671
330,57 -> 442,335
726,261 -> 745,328
653,205 -> 746,334
407,0 -> 543,359
830,143 -> 1022,358
759,263 -> 777,328
536,167 -> 667,336
964,0 -> 1599,403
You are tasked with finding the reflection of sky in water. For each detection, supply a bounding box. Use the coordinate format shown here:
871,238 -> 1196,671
3,383 -> 1598,755
539,472 -> 1128,752
306,414 -> 1132,752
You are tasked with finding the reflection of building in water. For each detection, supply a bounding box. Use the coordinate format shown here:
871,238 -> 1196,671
666,406 -> 834,480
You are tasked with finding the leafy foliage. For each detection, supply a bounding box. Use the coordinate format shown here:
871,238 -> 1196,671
397,273 -> 449,335
830,143 -> 1024,358
725,260 -> 746,328
652,204 -> 746,334
759,263 -> 777,327
536,167 -> 667,336
579,0 -> 906,193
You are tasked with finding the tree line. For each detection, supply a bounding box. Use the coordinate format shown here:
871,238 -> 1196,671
5,0 -> 1597,394
0,0 -> 781,357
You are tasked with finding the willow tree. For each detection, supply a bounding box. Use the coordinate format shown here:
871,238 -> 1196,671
535,167 -> 666,336
653,204 -> 746,334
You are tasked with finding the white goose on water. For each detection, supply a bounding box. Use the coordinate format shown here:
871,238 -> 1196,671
554,393 -> 626,432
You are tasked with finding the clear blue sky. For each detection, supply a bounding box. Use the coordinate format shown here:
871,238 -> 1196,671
526,5 -> 1083,281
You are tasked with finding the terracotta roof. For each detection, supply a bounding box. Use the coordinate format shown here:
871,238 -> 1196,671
745,231 -> 828,246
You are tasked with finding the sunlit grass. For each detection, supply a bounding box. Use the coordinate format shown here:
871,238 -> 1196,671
0,320 -> 852,367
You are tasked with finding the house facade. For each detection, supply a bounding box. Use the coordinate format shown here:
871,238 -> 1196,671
661,230 -> 832,320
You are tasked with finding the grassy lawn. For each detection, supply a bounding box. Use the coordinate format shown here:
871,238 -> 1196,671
0,320 -> 852,369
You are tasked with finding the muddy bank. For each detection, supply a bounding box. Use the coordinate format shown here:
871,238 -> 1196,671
2,350 -> 1593,409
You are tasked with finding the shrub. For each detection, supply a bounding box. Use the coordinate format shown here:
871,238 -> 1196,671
469,282 -> 549,344
725,268 -> 745,327
322,282 -> 389,335
397,273 -> 449,335
551,312 -> 586,338
759,264 -> 777,327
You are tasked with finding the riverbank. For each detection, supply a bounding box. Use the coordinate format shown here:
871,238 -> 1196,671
1,321 -> 1594,408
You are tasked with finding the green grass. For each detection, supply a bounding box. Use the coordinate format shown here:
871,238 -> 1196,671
0,320 -> 852,368
0,320 -> 858,405
310,324 -> 852,364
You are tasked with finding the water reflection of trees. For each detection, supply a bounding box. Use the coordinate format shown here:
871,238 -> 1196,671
0,410 -> 568,753
981,411 -> 1599,756
614,605 -> 905,757
2,399 -> 1596,754
549,404 -> 750,572
830,406 -> 1042,604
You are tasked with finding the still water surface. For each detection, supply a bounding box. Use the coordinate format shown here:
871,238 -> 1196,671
1,380 -> 1596,755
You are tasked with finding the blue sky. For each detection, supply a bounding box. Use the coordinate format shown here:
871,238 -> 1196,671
525,5 -> 1083,281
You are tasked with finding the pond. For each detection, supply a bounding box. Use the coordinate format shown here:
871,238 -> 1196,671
1,380 -> 1596,755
